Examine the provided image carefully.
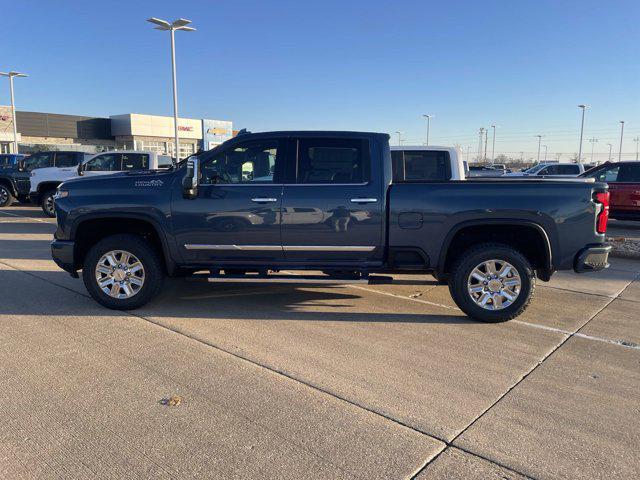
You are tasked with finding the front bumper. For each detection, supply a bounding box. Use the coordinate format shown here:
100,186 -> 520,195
574,244 -> 612,273
51,239 -> 76,274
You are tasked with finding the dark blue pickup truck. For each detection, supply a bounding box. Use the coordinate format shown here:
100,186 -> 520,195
51,131 -> 611,322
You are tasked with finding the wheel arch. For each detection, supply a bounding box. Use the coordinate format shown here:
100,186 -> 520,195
438,220 -> 554,280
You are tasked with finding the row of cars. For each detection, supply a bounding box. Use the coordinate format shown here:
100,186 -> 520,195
0,151 -> 172,216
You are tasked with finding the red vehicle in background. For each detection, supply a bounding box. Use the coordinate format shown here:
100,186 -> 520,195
582,162 -> 640,221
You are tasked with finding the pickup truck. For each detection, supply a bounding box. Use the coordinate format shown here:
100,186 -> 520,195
0,151 -> 90,208
581,161 -> 640,221
505,162 -> 585,177
51,131 -> 611,322
31,150 -> 172,216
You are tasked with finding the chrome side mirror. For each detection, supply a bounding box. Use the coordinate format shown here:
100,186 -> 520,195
182,158 -> 199,199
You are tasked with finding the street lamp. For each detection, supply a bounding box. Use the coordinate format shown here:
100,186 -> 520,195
0,71 -> 28,153
607,143 -> 612,162
536,135 -> 543,163
634,137 -> 639,161
589,137 -> 598,162
543,144 -> 548,162
618,121 -> 625,161
147,17 -> 196,161
421,114 -> 432,145
395,131 -> 403,146
577,104 -> 589,162
490,125 -> 496,162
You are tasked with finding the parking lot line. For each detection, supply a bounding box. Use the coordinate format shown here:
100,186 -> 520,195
0,210 -> 52,224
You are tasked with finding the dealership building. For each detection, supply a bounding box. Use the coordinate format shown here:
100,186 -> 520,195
0,105 -> 233,158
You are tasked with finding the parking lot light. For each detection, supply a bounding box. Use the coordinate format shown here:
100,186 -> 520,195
147,17 -> 196,161
490,125 -> 496,162
422,115 -> 432,145
618,121 -> 625,162
0,71 -> 28,153
607,143 -> 612,162
577,104 -> 589,162
536,135 -> 543,163
395,131 -> 404,146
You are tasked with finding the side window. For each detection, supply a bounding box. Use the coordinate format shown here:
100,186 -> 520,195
122,153 -> 149,170
588,166 -> 620,182
24,153 -> 52,171
393,150 -> 451,182
200,140 -> 281,184
557,165 -> 578,175
539,165 -> 559,175
54,153 -> 78,167
85,154 -> 122,172
618,164 -> 640,182
296,138 -> 369,184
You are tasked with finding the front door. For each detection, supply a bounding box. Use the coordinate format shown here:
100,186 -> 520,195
172,138 -> 286,264
280,136 -> 384,265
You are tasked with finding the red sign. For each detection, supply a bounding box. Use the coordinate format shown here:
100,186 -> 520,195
178,126 -> 194,132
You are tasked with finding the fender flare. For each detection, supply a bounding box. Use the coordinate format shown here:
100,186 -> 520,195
437,218 -> 554,276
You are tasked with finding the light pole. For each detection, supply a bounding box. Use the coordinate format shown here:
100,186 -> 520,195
536,135 -> 543,163
543,145 -> 548,162
607,143 -> 612,162
147,17 -> 196,161
589,137 -> 598,162
490,125 -> 496,162
422,114 -> 432,145
520,151 -> 524,163
577,104 -> 588,162
478,128 -> 485,162
395,131 -> 403,146
466,146 -> 470,162
634,137 -> 639,161
483,128 -> 488,161
618,121 -> 625,161
0,71 -> 28,153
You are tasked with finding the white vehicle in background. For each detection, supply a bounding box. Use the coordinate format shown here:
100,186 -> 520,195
390,146 -> 466,181
503,162 -> 585,177
30,150 -> 173,216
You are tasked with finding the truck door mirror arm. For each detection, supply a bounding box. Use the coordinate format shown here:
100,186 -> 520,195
182,158 -> 199,199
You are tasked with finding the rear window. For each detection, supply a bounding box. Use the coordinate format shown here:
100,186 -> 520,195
54,152 -> 78,167
122,153 -> 149,170
296,138 -> 369,184
618,164 -> 640,182
392,150 -> 451,182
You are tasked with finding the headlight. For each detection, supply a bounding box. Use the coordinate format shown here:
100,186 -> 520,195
54,190 -> 69,199
30,171 -> 36,177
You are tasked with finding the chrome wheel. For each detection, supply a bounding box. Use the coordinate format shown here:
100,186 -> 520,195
44,193 -> 55,216
95,250 -> 145,299
467,259 -> 521,310
0,187 -> 9,206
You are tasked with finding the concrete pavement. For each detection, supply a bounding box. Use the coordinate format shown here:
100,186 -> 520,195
1,206 -> 639,479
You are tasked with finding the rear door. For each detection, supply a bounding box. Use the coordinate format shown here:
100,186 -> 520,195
280,136 -> 384,265
122,152 -> 150,171
615,164 -> 640,212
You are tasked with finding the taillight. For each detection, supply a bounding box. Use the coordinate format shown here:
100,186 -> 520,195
595,191 -> 609,234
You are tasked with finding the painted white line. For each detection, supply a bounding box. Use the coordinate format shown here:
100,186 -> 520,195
347,284 -> 458,311
0,210 -> 53,224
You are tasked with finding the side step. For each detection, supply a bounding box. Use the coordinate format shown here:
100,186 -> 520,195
189,272 -> 393,285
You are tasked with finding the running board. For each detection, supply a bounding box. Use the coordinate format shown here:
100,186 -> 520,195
189,273 -> 393,285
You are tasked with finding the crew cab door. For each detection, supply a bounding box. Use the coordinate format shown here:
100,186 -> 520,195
615,163 -> 640,211
280,136 -> 384,265
82,153 -> 123,177
171,138 -> 286,263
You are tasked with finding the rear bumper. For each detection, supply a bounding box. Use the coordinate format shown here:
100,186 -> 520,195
573,244 -> 611,273
51,239 -> 76,273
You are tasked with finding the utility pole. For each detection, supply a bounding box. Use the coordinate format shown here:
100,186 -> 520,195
483,129 -> 488,161
589,137 -> 598,162
577,104 -> 588,162
490,125 -> 496,162
618,121 -> 625,161
607,143 -> 612,162
536,135 -> 543,163
478,128 -> 485,162
422,114 -> 432,145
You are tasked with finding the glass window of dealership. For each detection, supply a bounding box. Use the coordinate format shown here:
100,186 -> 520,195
0,106 -> 232,158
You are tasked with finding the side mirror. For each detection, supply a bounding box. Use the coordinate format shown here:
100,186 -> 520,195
77,163 -> 84,176
18,160 -> 25,172
182,158 -> 199,199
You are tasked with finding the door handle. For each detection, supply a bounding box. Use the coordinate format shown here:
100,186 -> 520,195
350,198 -> 378,204
251,197 -> 278,203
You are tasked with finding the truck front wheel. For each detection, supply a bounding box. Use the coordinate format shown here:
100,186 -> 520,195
449,243 -> 535,322
82,234 -> 164,310
41,190 -> 57,217
0,184 -> 14,207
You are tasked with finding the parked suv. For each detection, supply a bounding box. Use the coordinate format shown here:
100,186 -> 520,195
0,153 -> 26,169
0,151 -> 89,208
581,161 -> 640,221
505,163 -> 585,177
30,150 -> 172,216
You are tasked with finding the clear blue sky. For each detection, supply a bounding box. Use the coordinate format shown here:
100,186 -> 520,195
3,0 -> 639,160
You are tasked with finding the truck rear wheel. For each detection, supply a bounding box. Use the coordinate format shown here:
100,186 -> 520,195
0,184 -> 14,207
449,243 -> 535,322
41,190 -> 57,217
82,234 -> 164,310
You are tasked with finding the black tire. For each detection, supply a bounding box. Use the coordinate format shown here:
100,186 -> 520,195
449,243 -> 535,322
82,234 -> 164,310
0,184 -> 14,207
40,190 -> 57,217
